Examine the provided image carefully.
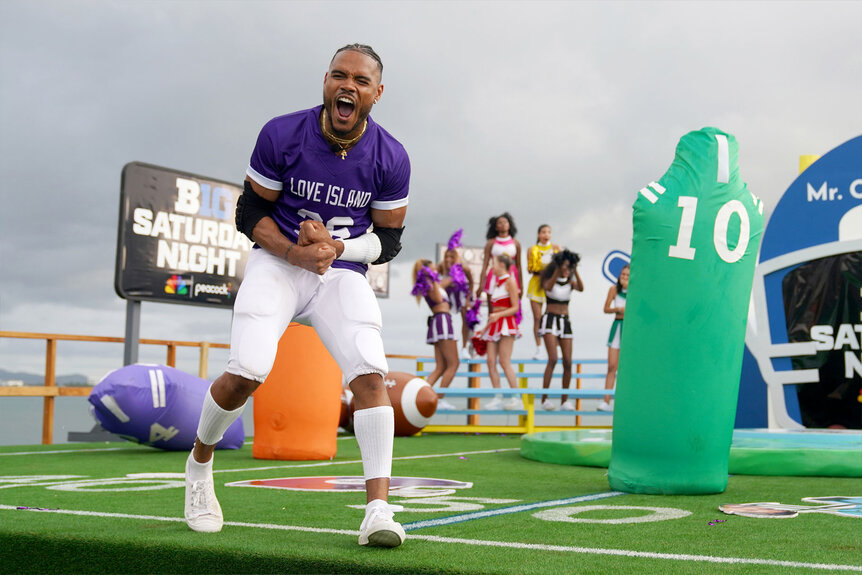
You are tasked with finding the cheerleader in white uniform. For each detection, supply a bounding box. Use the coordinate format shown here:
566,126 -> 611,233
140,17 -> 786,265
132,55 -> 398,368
537,250 -> 583,411
600,265 -> 629,412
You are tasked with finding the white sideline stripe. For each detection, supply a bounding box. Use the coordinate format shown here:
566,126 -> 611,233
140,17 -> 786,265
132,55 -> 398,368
3,505 -> 859,572
213,448 -> 521,474
0,448 -> 130,457
402,491 -> 625,530
1,438 -> 343,457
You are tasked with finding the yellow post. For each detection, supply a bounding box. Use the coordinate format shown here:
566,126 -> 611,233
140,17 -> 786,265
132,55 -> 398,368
198,342 -> 210,379
518,361 -> 528,429
575,361 -> 582,427
42,338 -> 56,444
468,362 -> 480,425
166,343 -> 177,368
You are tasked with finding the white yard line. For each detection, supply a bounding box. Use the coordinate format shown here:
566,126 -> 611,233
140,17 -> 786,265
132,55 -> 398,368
215,448 -> 520,474
402,491 -> 625,530
0,448 -> 130,457
3,504 -> 859,572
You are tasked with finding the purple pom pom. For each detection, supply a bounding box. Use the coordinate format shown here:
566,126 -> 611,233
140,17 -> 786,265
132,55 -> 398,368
447,229 -> 463,251
465,298 -> 482,329
449,263 -> 469,294
411,266 -> 440,297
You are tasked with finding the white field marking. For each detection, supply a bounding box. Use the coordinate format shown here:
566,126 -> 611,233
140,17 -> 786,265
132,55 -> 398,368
3,505 -> 860,572
213,448 -> 520,474
401,491 -> 625,530
0,448 -> 131,457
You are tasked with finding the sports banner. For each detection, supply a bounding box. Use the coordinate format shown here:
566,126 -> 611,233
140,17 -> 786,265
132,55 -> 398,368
115,162 -> 251,307
745,134 -> 862,429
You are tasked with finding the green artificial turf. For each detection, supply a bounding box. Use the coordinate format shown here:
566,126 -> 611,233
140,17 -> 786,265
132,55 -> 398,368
1,434 -> 859,574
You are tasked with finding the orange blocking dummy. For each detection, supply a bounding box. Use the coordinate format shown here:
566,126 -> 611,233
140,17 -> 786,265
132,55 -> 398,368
252,324 -> 342,460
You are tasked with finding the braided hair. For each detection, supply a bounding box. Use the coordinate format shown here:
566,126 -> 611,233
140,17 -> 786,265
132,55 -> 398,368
332,43 -> 383,75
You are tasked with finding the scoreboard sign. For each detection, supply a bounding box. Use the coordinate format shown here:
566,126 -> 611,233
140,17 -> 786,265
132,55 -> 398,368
115,162 -> 251,308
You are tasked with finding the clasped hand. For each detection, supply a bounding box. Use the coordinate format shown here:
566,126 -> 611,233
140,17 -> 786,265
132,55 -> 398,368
292,220 -> 337,275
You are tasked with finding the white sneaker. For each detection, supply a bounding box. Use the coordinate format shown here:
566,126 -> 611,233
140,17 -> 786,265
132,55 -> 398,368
597,401 -> 613,412
461,346 -> 472,360
184,454 -> 223,533
541,399 -> 557,411
560,400 -> 576,411
437,399 -> 457,411
532,346 -> 547,360
485,397 -> 503,410
358,500 -> 405,547
503,398 -> 522,411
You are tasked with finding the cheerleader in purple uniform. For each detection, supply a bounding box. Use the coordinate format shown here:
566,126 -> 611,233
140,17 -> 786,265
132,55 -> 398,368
438,229 -> 475,358
412,259 -> 459,411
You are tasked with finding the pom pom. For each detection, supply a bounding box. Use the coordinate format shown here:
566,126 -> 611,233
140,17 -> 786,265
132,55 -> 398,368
448,263 -> 469,294
465,298 -> 482,329
447,229 -> 463,251
411,266 -> 440,297
470,335 -> 487,356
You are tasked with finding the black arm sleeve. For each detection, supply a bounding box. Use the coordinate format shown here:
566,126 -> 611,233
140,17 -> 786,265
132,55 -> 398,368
372,226 -> 405,265
235,180 -> 275,241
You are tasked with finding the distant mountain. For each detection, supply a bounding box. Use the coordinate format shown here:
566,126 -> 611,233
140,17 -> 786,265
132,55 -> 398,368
0,368 -> 91,386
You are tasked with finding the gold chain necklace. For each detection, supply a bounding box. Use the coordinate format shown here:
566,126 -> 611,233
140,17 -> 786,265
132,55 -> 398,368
320,108 -> 367,160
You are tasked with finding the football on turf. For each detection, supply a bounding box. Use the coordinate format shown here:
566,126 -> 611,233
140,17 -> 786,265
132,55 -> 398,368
384,371 -> 438,436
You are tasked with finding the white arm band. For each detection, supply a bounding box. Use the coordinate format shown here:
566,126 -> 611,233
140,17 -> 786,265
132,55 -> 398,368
337,233 -> 382,264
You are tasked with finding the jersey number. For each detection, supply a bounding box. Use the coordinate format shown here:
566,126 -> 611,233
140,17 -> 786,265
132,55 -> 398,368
668,197 -> 751,263
296,210 -> 355,241
667,132 -> 757,264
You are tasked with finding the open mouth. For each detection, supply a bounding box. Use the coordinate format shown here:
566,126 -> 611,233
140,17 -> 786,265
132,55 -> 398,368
335,96 -> 356,122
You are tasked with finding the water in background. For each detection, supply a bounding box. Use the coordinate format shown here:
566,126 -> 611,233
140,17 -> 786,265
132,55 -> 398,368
0,396 -> 256,447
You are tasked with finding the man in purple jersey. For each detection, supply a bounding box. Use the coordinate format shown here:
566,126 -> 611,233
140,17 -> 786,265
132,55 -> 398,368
184,44 -> 410,548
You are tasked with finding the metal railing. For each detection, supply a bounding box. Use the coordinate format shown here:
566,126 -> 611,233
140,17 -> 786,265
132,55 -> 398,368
416,357 -> 612,434
0,331 -> 230,444
0,330 -> 612,444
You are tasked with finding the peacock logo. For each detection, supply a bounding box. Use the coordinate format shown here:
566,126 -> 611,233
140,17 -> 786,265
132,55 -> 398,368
164,275 -> 190,295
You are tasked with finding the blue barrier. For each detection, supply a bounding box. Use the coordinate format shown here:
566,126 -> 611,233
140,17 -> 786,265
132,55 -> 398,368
413,357 -> 615,433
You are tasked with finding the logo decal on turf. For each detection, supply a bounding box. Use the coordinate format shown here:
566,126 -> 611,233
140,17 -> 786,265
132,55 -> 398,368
720,496 -> 862,518
225,476 -> 472,497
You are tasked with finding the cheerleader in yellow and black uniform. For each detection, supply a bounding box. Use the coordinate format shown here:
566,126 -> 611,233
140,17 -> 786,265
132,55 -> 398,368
526,224 -> 560,359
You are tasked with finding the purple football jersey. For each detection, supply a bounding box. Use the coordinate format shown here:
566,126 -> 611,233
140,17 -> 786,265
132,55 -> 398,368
246,105 -> 410,274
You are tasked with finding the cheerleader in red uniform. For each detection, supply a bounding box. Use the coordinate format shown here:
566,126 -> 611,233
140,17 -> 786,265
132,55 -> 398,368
411,259 -> 459,411
481,254 -> 522,411
476,212 -> 523,300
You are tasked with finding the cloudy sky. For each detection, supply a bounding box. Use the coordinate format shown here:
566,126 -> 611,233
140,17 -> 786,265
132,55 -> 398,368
1,0 -> 860,381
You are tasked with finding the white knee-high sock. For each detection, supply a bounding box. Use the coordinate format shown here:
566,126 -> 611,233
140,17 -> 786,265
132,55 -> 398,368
196,386 -> 245,446
353,405 -> 394,481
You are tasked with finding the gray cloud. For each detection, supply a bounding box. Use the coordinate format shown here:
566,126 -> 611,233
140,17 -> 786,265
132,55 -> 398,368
1,0 -> 860,377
